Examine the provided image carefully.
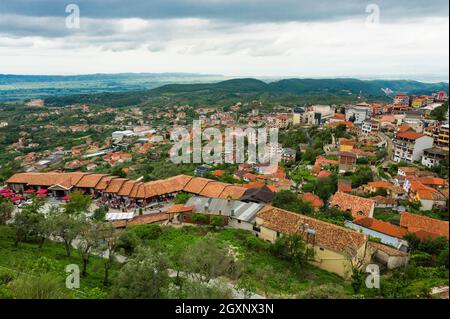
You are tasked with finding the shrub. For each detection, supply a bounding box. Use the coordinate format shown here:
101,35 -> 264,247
210,215 -> 225,228
244,236 -> 270,252
8,274 -> 69,299
411,252 -> 434,267
128,224 -> 162,241
191,213 -> 209,224
117,231 -> 141,255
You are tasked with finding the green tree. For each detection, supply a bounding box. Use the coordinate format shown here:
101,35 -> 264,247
0,198 -> 14,224
78,220 -> 100,276
181,234 -> 243,283
272,190 -> 313,215
314,175 -> 337,201
63,192 -> 92,215
110,247 -> 170,298
95,222 -> 120,285
174,192 -> 191,204
272,234 -> 310,266
48,208 -> 85,257
430,101 -> 449,121
10,197 -> 45,246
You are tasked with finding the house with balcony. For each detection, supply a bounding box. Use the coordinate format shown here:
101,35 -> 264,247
361,120 -> 380,135
393,131 -> 433,163
421,147 -> 449,168
424,123 -> 449,148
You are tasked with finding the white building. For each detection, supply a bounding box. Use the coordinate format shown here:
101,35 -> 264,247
346,105 -> 370,124
393,131 -> 434,163
112,130 -> 135,140
421,147 -> 449,168
361,120 -> 380,135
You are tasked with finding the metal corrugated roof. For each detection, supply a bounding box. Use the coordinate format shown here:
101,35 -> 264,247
186,196 -> 263,222
106,212 -> 135,221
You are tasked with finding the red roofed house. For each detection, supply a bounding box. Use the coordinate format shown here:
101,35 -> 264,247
393,131 -> 433,163
353,217 -> 407,239
301,192 -> 324,211
255,205 -> 372,278
329,192 -> 375,218
400,212 -> 449,240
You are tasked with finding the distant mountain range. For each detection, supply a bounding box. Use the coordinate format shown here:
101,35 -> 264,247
1,74 -> 448,107
151,78 -> 449,96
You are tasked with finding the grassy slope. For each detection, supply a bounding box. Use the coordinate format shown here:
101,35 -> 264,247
145,226 -> 352,297
0,224 -> 352,298
0,225 -> 118,298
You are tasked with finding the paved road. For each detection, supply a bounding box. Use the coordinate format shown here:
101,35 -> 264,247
377,131 -> 395,167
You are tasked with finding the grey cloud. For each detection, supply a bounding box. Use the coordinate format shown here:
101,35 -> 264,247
1,0 -> 448,22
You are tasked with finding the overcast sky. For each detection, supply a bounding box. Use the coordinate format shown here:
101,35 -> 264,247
0,0 -> 448,80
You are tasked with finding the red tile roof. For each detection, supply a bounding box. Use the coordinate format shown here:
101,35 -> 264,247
400,212 -> 449,239
396,131 -> 424,140
257,206 -> 367,253
317,171 -> 332,178
301,193 -> 324,208
329,192 -> 374,218
353,217 -> 407,238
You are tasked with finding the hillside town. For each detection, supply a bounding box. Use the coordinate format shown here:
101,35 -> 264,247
1,89 -> 448,299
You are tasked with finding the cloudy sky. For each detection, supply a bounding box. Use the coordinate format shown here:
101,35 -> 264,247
0,0 -> 448,80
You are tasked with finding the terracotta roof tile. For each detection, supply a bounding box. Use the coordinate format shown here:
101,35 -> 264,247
218,185 -> 247,200
257,206 -> 367,253
127,212 -> 168,226
117,180 -> 138,197
95,176 -> 118,190
167,204 -> 195,213
353,217 -> 407,238
75,174 -> 108,188
396,131 -> 424,140
369,242 -> 408,257
368,181 -> 394,189
104,178 -> 128,193
6,172 -> 89,188
400,212 -> 449,239
301,193 -> 324,208
329,192 -> 374,218
199,182 -> 228,198
183,177 -> 213,194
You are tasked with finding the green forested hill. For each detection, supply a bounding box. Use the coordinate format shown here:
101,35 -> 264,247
41,77 -> 448,108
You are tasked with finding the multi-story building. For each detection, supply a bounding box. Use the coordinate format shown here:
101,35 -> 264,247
423,123 -> 449,148
421,147 -> 449,168
345,105 -> 370,124
433,91 -> 448,102
281,148 -> 296,163
267,114 -> 291,128
292,106 -> 305,125
338,151 -> 357,173
411,96 -> 428,108
393,131 -> 434,163
393,93 -> 410,107
298,105 -> 334,125
361,120 -> 380,135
